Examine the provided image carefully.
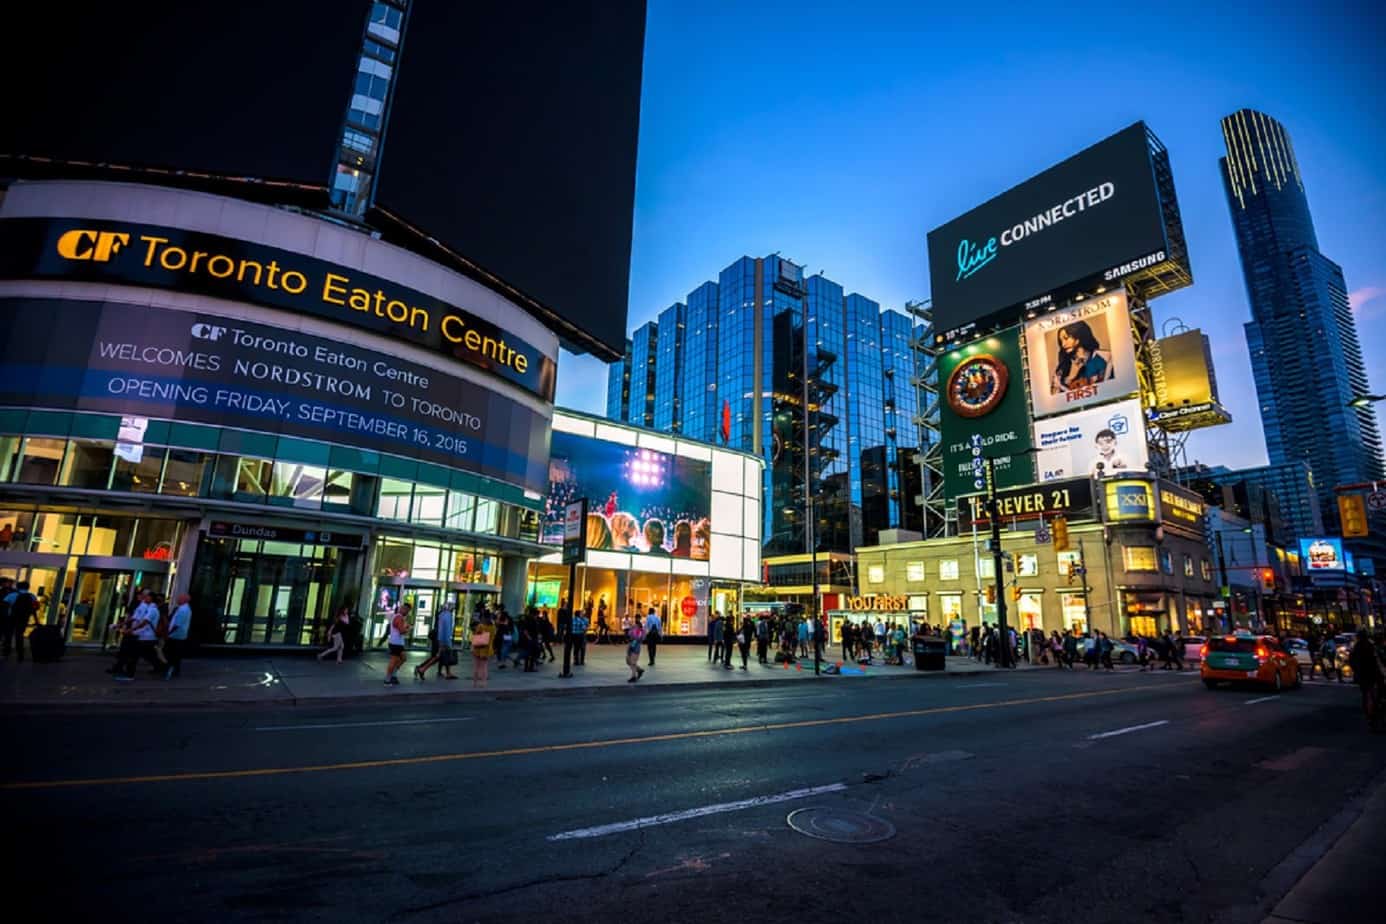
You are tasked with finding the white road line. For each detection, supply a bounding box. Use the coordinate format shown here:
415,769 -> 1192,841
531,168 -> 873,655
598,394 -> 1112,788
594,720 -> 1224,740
1087,719 -> 1169,740
957,682 -> 1007,688
254,717 -> 474,732
547,783 -> 849,841
1244,695 -> 1280,705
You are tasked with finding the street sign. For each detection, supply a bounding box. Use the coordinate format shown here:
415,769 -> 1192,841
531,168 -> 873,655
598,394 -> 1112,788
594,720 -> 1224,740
561,499 -> 587,565
1034,527 -> 1051,545
1368,490 -> 1386,512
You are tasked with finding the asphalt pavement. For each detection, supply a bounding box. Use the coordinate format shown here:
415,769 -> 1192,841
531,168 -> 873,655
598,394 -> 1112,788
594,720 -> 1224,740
2,666 -> 1382,923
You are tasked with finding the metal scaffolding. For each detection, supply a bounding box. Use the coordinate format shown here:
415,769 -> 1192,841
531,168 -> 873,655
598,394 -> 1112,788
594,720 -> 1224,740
907,299 -> 949,537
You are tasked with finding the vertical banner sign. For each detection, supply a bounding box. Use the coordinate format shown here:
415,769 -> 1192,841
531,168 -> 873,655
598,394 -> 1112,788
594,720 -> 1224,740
938,325 -> 1034,499
562,499 -> 588,565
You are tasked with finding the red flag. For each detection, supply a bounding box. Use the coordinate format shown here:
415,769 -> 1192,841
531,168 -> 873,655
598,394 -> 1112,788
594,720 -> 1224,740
721,400 -> 731,444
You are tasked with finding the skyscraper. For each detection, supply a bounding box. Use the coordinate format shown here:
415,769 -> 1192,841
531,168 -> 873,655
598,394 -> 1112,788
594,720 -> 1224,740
606,254 -> 933,553
1219,109 -> 1384,536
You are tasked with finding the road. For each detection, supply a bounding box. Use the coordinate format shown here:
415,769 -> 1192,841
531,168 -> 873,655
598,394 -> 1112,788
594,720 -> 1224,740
2,667 -> 1381,923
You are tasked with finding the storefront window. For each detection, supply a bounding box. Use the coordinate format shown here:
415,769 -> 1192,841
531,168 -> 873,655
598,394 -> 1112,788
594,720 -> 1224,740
0,436 -> 21,482
1122,546 -> 1158,572
1058,550 -> 1081,576
0,510 -> 33,550
905,561 -> 925,582
939,559 -> 959,580
446,491 -> 475,531
132,518 -> 182,561
270,462 -> 327,509
111,446 -> 166,494
866,564 -> 885,584
1201,559 -> 1212,582
233,457 -> 273,500
1017,591 -> 1043,630
410,542 -> 444,580
27,511 -> 80,555
161,450 -> 209,497
978,558 -> 995,579
61,440 -> 114,489
378,478 -> 413,521
16,437 -> 65,485
322,470 -> 355,509
1059,593 -> 1087,633
474,498 -> 499,534
376,540 -> 412,579
1159,549 -> 1173,575
87,515 -> 138,557
412,484 -> 447,526
1183,554 -> 1195,578
938,593 -> 964,626
1018,553 -> 1039,577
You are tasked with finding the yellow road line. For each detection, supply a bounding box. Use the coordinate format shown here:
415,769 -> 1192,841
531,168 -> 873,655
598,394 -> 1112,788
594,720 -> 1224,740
3,682 -> 1178,791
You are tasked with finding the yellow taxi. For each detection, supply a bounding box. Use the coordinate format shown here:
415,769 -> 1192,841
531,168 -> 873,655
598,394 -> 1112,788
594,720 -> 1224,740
1201,633 -> 1301,692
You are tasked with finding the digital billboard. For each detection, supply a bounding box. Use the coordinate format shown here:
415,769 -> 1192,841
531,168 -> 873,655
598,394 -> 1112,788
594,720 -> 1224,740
542,430 -> 712,560
1034,398 -> 1148,482
0,297 -> 551,494
1024,290 -> 1139,418
1299,538 -> 1345,572
1105,480 -> 1155,522
927,123 -> 1172,340
939,327 -> 1035,499
1146,329 -> 1232,432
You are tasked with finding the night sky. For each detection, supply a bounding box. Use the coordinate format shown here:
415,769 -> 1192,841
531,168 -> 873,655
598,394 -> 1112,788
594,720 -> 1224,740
555,0 -> 1386,471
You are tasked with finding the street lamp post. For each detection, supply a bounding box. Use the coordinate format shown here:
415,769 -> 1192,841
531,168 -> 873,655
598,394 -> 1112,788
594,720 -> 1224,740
801,295 -> 820,676
985,457 -> 1012,668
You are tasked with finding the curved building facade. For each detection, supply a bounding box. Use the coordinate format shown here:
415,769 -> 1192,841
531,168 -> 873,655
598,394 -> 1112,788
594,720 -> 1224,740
0,179 -> 559,648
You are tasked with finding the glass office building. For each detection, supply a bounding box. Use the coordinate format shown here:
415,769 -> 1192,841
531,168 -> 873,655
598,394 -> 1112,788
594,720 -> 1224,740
1220,109 -> 1385,538
605,254 -> 933,555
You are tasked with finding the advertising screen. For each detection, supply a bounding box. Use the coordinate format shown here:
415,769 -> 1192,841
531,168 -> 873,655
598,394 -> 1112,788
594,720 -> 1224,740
1299,538 -> 1345,572
0,297 -> 550,494
938,327 -> 1035,499
1024,290 -> 1139,418
927,123 -> 1170,338
1033,398 -> 1148,482
1105,480 -> 1155,522
541,430 -> 712,560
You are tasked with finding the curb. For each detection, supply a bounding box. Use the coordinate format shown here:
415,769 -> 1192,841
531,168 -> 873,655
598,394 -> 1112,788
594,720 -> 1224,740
0,663 -> 1017,713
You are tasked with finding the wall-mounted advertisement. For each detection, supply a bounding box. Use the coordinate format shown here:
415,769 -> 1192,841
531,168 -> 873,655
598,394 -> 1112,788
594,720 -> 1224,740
1024,290 -> 1138,418
938,327 -> 1035,499
1034,398 -> 1148,481
541,430 -> 712,560
1299,537 -> 1345,572
0,297 -> 551,493
1104,479 -> 1155,522
1146,329 -> 1232,432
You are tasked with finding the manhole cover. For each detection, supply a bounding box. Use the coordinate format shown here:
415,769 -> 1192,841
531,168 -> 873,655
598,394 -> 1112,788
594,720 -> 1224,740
786,808 -> 896,844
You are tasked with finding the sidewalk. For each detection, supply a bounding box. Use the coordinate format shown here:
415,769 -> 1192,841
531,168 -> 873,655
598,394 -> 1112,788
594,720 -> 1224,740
0,644 -> 1024,709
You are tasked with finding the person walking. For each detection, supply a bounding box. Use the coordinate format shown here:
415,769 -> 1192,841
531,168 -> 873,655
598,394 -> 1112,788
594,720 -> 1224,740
797,618 -> 810,659
1320,635 -> 1340,682
625,618 -> 646,682
2,580 -> 39,662
724,614 -> 738,670
0,576 -> 14,658
1062,630 -> 1078,669
570,607 -> 589,666
415,602 -> 458,680
162,593 -> 192,680
538,610 -> 556,664
470,611 -> 495,688
841,619 -> 856,663
757,614 -> 770,664
1098,631 -> 1115,671
382,602 -> 412,686
519,608 -> 540,672
644,606 -> 662,666
318,606 -> 351,663
1347,630 -> 1385,731
595,597 -> 610,644
737,613 -> 753,670
494,607 -> 514,669
710,614 -> 724,665
115,591 -> 163,680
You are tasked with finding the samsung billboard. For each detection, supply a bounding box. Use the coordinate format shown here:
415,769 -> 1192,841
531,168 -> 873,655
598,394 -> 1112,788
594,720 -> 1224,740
927,123 -> 1176,341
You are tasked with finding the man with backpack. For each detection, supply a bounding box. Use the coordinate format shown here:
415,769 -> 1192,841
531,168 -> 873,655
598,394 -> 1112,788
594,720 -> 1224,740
2,579 -> 39,661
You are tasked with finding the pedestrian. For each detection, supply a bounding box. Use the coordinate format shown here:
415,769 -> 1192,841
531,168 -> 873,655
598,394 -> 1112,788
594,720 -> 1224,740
415,602 -> 459,680
797,618 -> 810,659
1098,631 -> 1115,671
318,606 -> 351,663
625,618 -> 646,682
115,591 -> 163,680
0,576 -> 14,658
470,611 -> 495,688
519,608 -> 540,672
1347,630 -> 1385,731
644,605 -> 662,666
1051,630 -> 1065,668
1062,630 -> 1078,669
383,602 -> 412,686
494,606 -> 514,668
162,593 -> 192,680
2,579 -> 39,662
725,614 -> 739,669
539,609 -> 556,663
711,614 -> 724,664
842,619 -> 856,663
737,614 -> 753,670
570,607 -> 589,666
1320,635 -> 1339,682
757,614 -> 771,664
1168,632 -> 1185,671
595,597 -> 609,644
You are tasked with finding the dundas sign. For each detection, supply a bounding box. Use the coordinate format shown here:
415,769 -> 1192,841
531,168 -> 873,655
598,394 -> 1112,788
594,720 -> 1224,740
0,218 -> 556,401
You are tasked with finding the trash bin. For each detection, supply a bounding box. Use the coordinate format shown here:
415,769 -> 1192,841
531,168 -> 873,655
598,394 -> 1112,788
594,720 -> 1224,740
913,637 -> 946,671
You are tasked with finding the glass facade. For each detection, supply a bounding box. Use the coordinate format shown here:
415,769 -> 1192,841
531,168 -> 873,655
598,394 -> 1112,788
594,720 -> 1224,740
605,253 -> 934,555
626,321 -> 659,428
1220,109 -> 1385,536
331,0 -> 410,216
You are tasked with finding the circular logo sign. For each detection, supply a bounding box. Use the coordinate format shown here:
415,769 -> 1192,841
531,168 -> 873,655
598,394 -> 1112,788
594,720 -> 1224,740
946,354 -> 1009,418
681,596 -> 698,617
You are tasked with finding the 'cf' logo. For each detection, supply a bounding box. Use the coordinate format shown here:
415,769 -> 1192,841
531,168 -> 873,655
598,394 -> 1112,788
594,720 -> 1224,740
56,229 -> 130,263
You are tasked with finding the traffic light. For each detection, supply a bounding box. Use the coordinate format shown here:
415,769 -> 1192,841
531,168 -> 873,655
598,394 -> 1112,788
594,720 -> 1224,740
1260,568 -> 1275,593
1011,585 -> 1022,602
1052,515 -> 1070,552
1338,494 -> 1369,538
985,585 -> 996,605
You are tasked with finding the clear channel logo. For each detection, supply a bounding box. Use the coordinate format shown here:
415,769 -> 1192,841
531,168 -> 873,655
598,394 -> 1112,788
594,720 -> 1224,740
954,181 -> 1116,282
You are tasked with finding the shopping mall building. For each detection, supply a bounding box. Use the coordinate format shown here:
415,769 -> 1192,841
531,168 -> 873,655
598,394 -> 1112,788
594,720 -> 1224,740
0,178 -> 560,649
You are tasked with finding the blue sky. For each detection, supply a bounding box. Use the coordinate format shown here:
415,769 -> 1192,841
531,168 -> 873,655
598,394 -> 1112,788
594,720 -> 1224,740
556,0 -> 1386,471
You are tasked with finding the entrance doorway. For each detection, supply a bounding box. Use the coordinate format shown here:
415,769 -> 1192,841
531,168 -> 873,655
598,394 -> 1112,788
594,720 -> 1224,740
222,555 -> 334,645
68,568 -> 169,648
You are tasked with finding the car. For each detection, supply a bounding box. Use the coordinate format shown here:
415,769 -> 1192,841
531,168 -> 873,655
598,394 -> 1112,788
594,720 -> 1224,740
1283,637 -> 1313,675
1201,634 -> 1301,691
1179,636 -> 1206,663
1109,637 -> 1140,664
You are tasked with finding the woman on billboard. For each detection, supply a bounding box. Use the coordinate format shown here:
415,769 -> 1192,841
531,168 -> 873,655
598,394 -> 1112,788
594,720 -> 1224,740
1052,320 -> 1115,394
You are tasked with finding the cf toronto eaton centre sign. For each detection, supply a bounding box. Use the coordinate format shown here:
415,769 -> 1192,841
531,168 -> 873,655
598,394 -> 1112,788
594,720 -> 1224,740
0,218 -> 557,401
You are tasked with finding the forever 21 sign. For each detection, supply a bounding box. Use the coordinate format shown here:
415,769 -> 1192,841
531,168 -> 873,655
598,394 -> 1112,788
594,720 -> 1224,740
958,477 -> 1093,527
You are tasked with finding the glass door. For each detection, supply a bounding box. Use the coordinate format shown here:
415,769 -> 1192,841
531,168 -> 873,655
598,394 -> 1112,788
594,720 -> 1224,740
68,570 -> 133,647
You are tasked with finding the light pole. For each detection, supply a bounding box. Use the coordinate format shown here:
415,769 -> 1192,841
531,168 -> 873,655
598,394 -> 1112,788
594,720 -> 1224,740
985,457 -> 1012,668
801,295 -> 820,676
